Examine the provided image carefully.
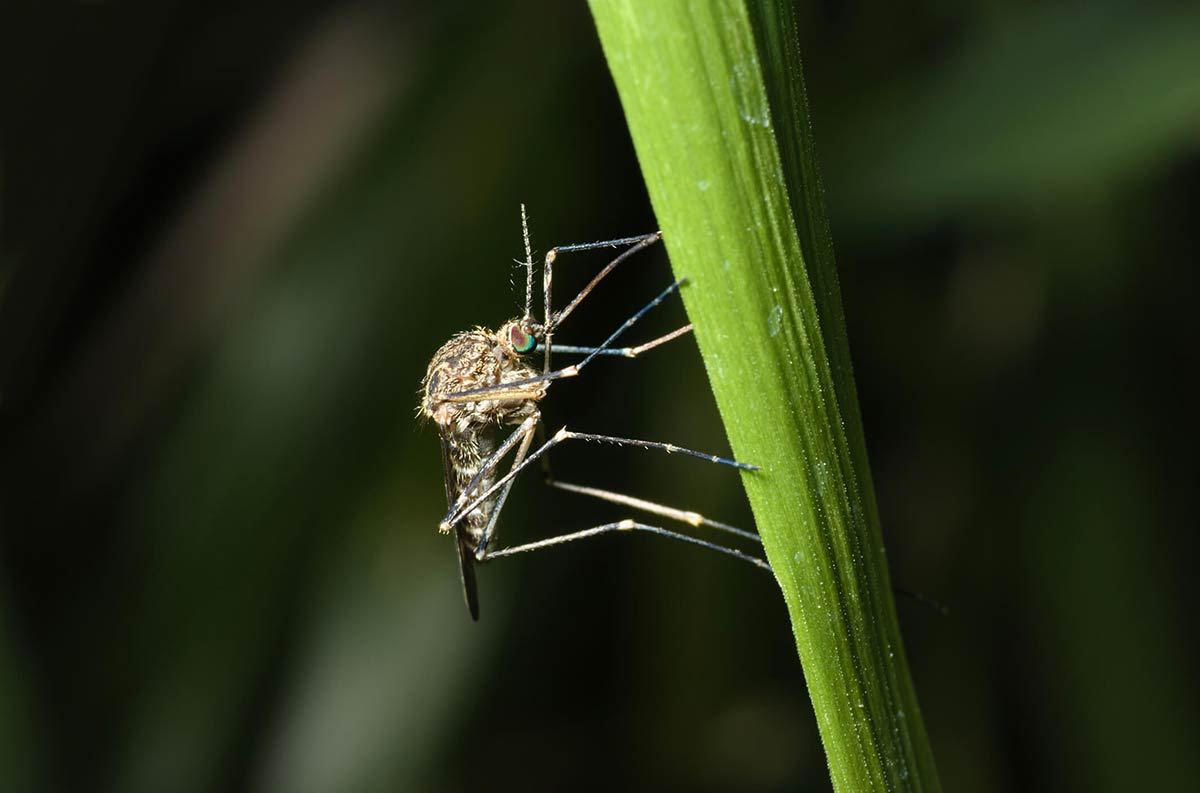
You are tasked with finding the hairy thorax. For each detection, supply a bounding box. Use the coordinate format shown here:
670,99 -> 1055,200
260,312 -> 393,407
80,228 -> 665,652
421,323 -> 546,539
421,325 -> 544,434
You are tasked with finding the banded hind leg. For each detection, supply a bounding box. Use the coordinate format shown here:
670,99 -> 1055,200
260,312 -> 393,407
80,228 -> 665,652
454,426 -> 768,571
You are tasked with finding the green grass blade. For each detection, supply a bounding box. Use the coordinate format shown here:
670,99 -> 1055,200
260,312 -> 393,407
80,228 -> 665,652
587,2 -> 942,790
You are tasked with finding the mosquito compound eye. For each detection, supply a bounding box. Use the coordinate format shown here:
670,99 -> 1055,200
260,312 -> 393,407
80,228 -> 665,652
510,325 -> 535,353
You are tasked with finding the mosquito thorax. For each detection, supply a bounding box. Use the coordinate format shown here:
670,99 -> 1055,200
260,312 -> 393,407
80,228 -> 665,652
420,319 -> 546,431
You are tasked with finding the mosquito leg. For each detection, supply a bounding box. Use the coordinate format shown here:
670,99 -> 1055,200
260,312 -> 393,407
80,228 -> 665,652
540,324 -> 693,358
480,520 -> 772,572
545,232 -> 662,327
440,416 -> 537,532
559,278 -> 685,372
546,479 -> 761,543
443,278 -> 687,404
541,232 -> 661,372
562,430 -> 758,469
535,421 -> 554,480
893,587 -> 951,615
446,426 -> 758,537
472,421 -> 537,560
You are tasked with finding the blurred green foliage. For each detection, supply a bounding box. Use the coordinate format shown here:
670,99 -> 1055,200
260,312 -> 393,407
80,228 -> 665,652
1,1 -> 1197,792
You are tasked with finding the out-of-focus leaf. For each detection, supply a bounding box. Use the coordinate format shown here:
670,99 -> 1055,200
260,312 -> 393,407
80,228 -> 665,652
824,4 -> 1200,232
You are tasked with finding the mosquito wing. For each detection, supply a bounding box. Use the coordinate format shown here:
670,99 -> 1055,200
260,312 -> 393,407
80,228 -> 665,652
455,525 -> 480,621
440,433 -> 481,621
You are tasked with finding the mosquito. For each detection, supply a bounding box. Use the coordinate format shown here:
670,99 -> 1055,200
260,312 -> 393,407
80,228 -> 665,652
420,206 -> 770,620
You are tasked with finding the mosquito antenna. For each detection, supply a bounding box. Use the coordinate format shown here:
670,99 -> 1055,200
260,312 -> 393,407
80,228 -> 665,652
520,204 -> 534,322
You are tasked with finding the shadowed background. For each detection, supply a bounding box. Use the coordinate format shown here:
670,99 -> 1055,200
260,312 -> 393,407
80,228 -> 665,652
2,1 -> 1197,791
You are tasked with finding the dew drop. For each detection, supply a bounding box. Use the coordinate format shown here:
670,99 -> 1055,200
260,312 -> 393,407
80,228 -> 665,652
767,304 -> 783,337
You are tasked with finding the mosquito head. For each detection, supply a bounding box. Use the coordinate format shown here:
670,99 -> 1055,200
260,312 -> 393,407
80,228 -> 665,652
498,318 -> 539,358
520,203 -> 534,324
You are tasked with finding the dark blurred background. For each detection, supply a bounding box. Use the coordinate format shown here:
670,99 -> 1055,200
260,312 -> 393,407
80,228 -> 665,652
2,1 -> 1198,791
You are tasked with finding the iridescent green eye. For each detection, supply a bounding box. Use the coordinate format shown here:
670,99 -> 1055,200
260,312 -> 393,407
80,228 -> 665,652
510,326 -> 535,353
